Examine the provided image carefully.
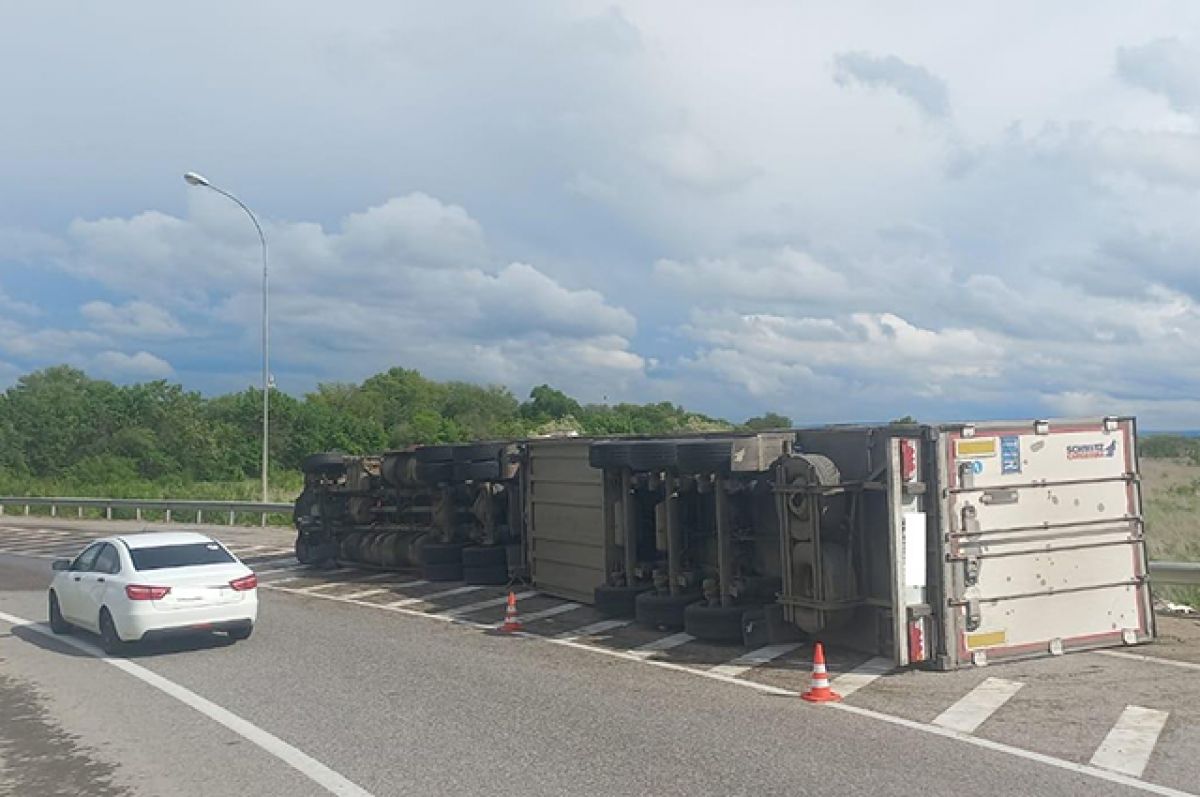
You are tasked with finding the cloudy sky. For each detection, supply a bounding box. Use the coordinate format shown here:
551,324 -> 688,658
4,1 -> 1200,427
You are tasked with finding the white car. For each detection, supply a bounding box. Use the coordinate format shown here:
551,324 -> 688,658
48,531 -> 258,653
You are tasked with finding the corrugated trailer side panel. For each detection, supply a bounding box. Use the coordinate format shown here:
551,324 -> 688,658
525,438 -> 608,604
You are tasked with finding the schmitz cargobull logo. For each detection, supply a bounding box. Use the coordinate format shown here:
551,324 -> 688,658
1066,440 -> 1118,460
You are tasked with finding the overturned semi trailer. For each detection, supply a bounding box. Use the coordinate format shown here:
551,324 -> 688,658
524,418 -> 1153,670
293,442 -> 524,584
294,416 -> 1153,670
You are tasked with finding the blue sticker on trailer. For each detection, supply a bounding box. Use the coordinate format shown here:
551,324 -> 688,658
1001,435 -> 1021,475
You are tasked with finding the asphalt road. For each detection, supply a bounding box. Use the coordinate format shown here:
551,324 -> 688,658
1,520 -> 1198,796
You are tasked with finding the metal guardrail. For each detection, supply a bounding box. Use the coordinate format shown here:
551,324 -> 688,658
0,496 -> 292,525
1150,561 -> 1200,587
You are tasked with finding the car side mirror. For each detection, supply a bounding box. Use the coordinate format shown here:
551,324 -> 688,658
51,559 -> 70,571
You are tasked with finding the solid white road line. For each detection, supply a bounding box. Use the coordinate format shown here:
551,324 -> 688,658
554,618 -> 632,640
0,609 -> 374,797
830,657 -> 893,698
1096,649 -> 1200,673
1089,705 -> 1170,778
709,642 -> 802,678
438,590 -> 537,617
933,677 -> 1024,734
386,585 -> 481,607
628,632 -> 695,660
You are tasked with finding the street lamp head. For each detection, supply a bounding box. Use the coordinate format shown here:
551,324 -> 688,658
183,171 -> 210,187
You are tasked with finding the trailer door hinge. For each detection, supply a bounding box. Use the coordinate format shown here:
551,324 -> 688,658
964,556 -> 981,587
966,598 -> 982,632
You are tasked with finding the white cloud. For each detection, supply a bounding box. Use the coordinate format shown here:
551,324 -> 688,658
81,300 -> 185,339
1116,37 -> 1200,115
91,350 -> 174,379
655,247 -> 849,303
833,51 -> 950,119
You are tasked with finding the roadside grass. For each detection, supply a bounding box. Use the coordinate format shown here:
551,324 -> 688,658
1142,458 -> 1200,606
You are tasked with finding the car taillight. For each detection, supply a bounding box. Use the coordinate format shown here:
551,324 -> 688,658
229,573 -> 257,591
126,584 -> 171,601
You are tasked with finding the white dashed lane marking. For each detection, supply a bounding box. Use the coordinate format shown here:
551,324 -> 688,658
386,585 -> 481,607
709,642 -> 802,678
554,618 -> 631,640
1090,705 -> 1171,778
437,590 -> 537,617
628,632 -> 695,660
830,657 -> 893,698
933,677 -> 1025,734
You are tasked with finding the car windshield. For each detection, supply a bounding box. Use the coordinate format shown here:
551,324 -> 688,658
129,542 -> 235,571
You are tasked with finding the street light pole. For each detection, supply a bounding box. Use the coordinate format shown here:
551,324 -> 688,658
183,172 -> 270,505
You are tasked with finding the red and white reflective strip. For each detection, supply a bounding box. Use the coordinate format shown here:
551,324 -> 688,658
809,661 -> 831,688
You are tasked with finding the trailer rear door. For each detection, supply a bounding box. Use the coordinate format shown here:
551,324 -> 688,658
938,418 -> 1152,667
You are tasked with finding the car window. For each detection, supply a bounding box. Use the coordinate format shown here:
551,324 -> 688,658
70,543 -> 103,572
129,542 -> 235,571
94,544 -> 120,574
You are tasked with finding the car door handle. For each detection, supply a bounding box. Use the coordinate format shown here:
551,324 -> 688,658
97,577 -> 106,583
72,576 -> 81,582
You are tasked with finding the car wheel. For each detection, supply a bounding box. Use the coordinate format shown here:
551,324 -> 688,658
227,624 -> 253,642
98,609 -> 124,655
48,591 -> 71,635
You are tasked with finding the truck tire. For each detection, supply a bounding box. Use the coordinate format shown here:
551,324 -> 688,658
422,562 -> 464,582
415,461 -> 453,484
297,534 -> 337,567
420,542 -> 463,566
301,452 -> 346,475
634,591 -> 701,630
675,440 -> 733,474
453,442 -> 506,462
463,564 -> 509,585
461,546 -> 506,568
594,584 -> 651,618
629,441 -> 677,472
415,445 -> 455,463
454,460 -> 501,482
683,602 -> 746,645
589,441 -> 632,469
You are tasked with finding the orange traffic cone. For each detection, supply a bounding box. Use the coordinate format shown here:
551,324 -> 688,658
801,642 -> 841,703
500,591 -> 522,633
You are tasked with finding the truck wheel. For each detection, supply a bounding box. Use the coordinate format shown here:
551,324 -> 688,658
301,452 -> 346,475
420,542 -> 463,566
453,443 -> 506,462
594,584 -> 651,618
629,441 -> 678,472
683,603 -> 747,645
453,460 -> 501,482
415,445 -> 455,463
675,440 -> 734,474
422,562 -> 464,582
463,564 -> 509,585
415,461 -> 453,484
461,546 -> 506,568
589,441 -> 633,469
634,591 -> 700,630
49,591 -> 71,634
